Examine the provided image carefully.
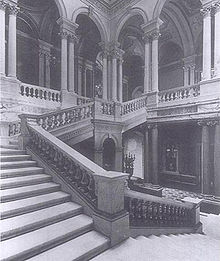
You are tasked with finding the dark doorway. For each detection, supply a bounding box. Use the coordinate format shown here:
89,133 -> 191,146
103,138 -> 115,171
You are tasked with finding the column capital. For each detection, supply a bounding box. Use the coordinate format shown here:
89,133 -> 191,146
0,0 -> 7,11
8,3 -> 19,15
111,47 -> 124,60
147,123 -> 158,130
57,17 -> 79,39
150,29 -> 161,40
69,32 -> 79,44
141,18 -> 163,35
200,5 -> 212,17
198,119 -> 220,127
213,1 -> 220,14
143,33 -> 151,44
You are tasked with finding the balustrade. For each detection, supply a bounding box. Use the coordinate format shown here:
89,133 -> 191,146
125,190 -> 196,228
36,103 -> 94,131
159,84 -> 200,103
20,83 -> 61,103
102,102 -> 115,115
27,126 -> 97,205
9,121 -> 21,136
121,96 -> 147,116
77,96 -> 93,105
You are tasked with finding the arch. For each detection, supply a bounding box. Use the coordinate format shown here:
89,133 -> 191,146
17,13 -> 39,39
53,0 -> 67,17
103,138 -> 116,171
132,86 -> 144,99
72,7 -> 108,42
115,7 -> 148,42
98,133 -> 120,151
161,5 -> 194,57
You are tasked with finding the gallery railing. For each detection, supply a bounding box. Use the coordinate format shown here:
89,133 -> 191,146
20,83 -> 61,103
125,190 -> 200,228
29,102 -> 94,131
159,84 -> 200,103
77,95 -> 94,105
121,96 -> 148,116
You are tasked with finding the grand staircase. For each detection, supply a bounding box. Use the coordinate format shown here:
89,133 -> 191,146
93,226 -> 220,261
0,142 -> 110,261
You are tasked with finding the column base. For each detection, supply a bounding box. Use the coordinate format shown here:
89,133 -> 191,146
92,211 -> 129,247
61,91 -> 77,109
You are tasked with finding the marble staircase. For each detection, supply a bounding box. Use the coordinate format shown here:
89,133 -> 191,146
92,213 -> 220,261
0,142 -> 110,261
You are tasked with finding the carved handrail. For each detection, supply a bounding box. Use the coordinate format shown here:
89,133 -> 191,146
77,95 -> 94,105
159,84 -> 200,103
9,121 -> 21,136
20,103 -> 94,131
121,96 -> 147,116
20,83 -> 61,103
26,123 -> 104,206
125,189 -> 198,228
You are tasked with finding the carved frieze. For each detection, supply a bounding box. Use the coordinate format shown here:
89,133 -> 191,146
158,106 -> 197,116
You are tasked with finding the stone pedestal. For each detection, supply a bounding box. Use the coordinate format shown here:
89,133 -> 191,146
93,171 -> 129,246
61,90 -> 77,109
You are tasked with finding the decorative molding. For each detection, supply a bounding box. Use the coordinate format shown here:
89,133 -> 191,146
157,106 -> 197,116
197,119 -> 220,127
0,0 -> 7,11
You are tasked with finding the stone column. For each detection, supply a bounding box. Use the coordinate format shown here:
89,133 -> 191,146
143,35 -> 151,93
102,51 -> 108,100
0,1 -> 7,75
108,57 -> 111,100
183,67 -> 189,86
201,5 -> 212,80
199,121 -> 210,194
151,124 -> 159,184
118,57 -> 123,103
214,122 -> 220,196
190,65 -> 196,85
144,126 -> 150,182
112,52 -> 118,101
214,2 -> 220,77
77,64 -> 82,95
151,30 -> 160,92
69,32 -> 78,93
38,40 -> 52,88
183,55 -> 196,86
8,3 -> 19,78
60,30 -> 68,91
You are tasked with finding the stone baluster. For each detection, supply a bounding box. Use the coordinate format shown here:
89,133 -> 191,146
0,0 -> 7,75
213,2 -> 220,77
8,3 -> 19,78
201,5 -> 212,80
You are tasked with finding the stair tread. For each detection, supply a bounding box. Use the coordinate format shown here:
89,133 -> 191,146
0,191 -> 69,216
0,160 -> 37,167
0,155 -> 31,161
0,202 -> 82,236
0,149 -> 26,155
0,167 -> 44,176
0,214 -> 93,260
27,231 -> 109,261
0,182 -> 60,199
0,174 -> 52,188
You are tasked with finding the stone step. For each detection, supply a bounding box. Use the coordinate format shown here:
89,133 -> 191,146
0,160 -> 37,169
0,149 -> 27,156
0,182 -> 60,202
27,230 -> 110,261
0,191 -> 70,219
0,215 -> 93,261
0,202 -> 83,240
0,144 -> 19,150
0,155 -> 32,162
0,167 -> 44,179
0,174 -> 52,189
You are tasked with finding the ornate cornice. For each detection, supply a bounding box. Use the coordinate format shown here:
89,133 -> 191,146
197,119 -> 220,127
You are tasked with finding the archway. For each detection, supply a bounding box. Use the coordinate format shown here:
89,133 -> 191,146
17,0 -> 61,89
75,14 -> 102,98
103,138 -> 116,171
158,0 -> 202,90
118,14 -> 145,102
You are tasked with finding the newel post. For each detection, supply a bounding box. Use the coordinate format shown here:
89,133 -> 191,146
18,115 -> 37,150
93,171 -> 129,246
183,197 -> 203,232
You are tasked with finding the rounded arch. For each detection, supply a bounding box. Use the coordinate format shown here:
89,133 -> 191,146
98,133 -> 120,151
17,13 -> 39,39
115,7 -> 148,42
72,7 -> 108,42
53,0 -> 67,17
103,138 -> 116,171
